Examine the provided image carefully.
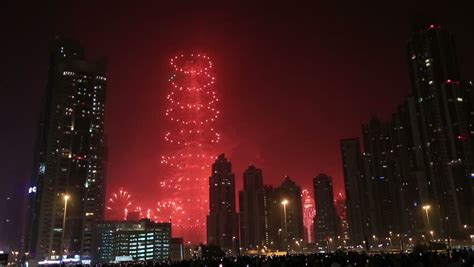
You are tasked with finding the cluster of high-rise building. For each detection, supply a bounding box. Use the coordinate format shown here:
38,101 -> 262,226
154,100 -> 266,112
206,154 -> 343,253
341,23 -> 474,248
17,21 -> 474,266
21,37 -> 327,264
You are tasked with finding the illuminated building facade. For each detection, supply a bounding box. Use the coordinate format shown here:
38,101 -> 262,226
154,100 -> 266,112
95,219 -> 171,263
206,154 -> 238,252
25,37 -> 107,260
313,174 -> 340,242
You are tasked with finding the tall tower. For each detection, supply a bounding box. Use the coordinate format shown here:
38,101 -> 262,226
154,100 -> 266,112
238,165 -> 266,249
160,53 -> 220,243
207,154 -> 238,252
362,118 -> 402,236
274,176 -> 304,247
313,174 -> 340,242
340,138 -> 369,245
26,37 -> 107,260
408,23 -> 474,236
301,189 -> 315,243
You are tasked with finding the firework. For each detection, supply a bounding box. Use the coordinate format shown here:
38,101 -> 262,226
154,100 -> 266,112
302,189 -> 316,243
154,200 -> 182,223
160,53 -> 220,243
106,188 -> 132,220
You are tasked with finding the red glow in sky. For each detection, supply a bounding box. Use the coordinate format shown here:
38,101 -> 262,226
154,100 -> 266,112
4,2 -> 474,245
94,4 -> 414,222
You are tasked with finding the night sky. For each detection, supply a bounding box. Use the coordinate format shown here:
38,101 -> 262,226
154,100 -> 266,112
1,1 -> 473,246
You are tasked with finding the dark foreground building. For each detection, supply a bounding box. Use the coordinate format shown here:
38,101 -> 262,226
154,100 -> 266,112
239,165 -> 267,249
25,37 -> 107,262
95,219 -> 171,263
273,176 -> 305,248
313,174 -> 340,242
206,154 -> 239,253
407,22 -> 474,237
342,23 -> 474,247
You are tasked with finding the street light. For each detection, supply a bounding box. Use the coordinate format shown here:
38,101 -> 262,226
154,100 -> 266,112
62,194 -> 70,257
327,238 -> 333,253
232,236 -> 237,255
422,205 -> 431,229
281,199 -> 289,242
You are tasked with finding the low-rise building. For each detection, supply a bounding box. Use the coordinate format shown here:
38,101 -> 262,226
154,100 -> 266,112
95,219 -> 171,263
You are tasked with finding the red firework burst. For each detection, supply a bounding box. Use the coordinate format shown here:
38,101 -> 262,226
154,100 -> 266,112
106,188 -> 132,220
155,200 -> 184,223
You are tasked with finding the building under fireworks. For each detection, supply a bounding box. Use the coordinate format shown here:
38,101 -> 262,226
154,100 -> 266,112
159,53 -> 221,243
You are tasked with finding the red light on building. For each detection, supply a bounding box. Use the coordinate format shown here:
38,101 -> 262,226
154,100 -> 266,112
457,134 -> 469,141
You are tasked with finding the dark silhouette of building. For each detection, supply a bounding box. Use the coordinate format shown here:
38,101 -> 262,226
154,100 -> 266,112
95,219 -> 171,263
238,165 -> 267,249
362,118 -> 402,237
170,238 -> 184,262
335,193 -> 348,239
273,176 -> 304,248
390,98 -> 427,236
25,37 -> 107,261
206,154 -> 238,253
341,23 -> 474,246
262,185 -> 278,248
407,22 -> 474,237
126,211 -> 141,221
313,174 -> 340,242
341,138 -> 369,245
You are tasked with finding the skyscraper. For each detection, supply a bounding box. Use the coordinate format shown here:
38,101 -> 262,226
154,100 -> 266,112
408,23 -> 474,236
238,165 -> 266,249
335,193 -> 348,239
313,174 -> 340,242
390,98 -> 427,236
273,176 -> 304,247
25,37 -> 107,261
340,138 -> 369,245
362,118 -> 402,237
207,154 -> 238,252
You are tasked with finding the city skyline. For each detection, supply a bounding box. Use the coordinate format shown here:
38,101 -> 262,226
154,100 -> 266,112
1,1 -> 474,256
